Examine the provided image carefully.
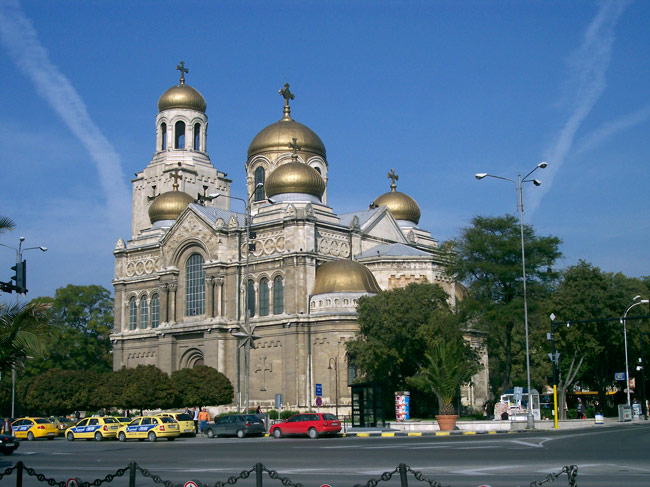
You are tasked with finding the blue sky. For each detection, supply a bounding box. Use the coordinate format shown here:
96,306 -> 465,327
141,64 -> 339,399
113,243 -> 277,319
0,0 -> 648,300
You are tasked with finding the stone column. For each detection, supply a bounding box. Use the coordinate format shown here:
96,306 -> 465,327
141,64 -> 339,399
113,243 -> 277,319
216,276 -> 225,317
206,276 -> 215,318
169,282 -> 177,324
161,283 -> 169,323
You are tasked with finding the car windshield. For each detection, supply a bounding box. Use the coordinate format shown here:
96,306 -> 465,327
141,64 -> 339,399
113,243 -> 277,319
35,418 -> 51,424
103,417 -> 118,424
176,413 -> 192,421
244,415 -> 262,422
323,414 -> 338,420
159,416 -> 176,423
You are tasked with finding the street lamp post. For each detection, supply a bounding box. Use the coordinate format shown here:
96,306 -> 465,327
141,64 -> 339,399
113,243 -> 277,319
209,184 -> 263,413
328,357 -> 339,419
622,296 -> 649,406
475,161 -> 547,430
0,236 -> 47,417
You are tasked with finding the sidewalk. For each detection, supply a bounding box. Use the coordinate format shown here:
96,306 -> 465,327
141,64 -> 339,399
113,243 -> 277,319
340,416 -> 648,437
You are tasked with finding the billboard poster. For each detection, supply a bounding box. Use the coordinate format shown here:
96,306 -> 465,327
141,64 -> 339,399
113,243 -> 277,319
395,391 -> 410,422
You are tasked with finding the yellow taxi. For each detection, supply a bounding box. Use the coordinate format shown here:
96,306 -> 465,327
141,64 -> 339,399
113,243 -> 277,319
157,412 -> 196,437
65,416 -> 121,441
117,416 -> 180,442
12,417 -> 59,440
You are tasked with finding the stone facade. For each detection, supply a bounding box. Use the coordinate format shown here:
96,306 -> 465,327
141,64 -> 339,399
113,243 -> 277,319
111,70 -> 489,415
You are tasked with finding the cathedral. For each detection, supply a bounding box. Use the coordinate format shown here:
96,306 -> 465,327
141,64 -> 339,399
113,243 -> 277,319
111,63 -> 489,415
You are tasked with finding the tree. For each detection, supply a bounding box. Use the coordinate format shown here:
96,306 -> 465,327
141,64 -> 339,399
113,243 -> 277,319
346,282 -> 469,416
26,285 -> 113,375
450,215 -> 561,396
0,216 -> 15,234
170,366 -> 234,406
99,366 -> 177,415
548,261 -> 649,417
407,338 -> 480,415
0,301 -> 50,374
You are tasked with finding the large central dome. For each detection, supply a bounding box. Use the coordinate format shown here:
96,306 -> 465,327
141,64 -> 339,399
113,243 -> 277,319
312,260 -> 382,295
148,190 -> 194,224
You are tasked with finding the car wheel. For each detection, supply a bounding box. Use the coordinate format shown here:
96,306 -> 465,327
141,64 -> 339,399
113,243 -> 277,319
167,437 -> 176,441
308,428 -> 319,439
148,431 -> 157,442
236,429 -> 245,439
94,432 -> 103,442
67,432 -> 75,441
272,428 -> 282,438
118,432 -> 126,442
206,429 -> 215,438
27,432 -> 35,441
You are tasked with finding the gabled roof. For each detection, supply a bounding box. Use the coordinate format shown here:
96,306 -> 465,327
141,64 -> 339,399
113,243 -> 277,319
339,208 -> 382,228
357,242 -> 430,259
191,203 -> 245,227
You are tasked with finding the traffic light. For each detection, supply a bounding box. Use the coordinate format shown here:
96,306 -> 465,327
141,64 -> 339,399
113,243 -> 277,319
10,260 -> 26,294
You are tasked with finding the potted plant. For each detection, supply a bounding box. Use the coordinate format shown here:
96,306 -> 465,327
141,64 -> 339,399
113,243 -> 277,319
408,338 -> 480,431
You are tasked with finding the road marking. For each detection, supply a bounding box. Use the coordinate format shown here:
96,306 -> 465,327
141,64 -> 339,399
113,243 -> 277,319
380,433 -> 394,437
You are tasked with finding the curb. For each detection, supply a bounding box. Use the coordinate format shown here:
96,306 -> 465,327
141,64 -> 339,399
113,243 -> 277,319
339,430 -> 522,437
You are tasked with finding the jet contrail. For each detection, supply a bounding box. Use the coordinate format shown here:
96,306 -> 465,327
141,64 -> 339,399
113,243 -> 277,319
528,0 -> 631,214
0,0 -> 130,231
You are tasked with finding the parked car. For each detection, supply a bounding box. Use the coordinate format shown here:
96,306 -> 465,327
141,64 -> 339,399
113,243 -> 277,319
0,433 -> 19,455
157,412 -> 196,437
117,416 -> 180,442
205,414 -> 265,438
12,417 -> 59,441
65,416 -> 121,441
115,417 -> 132,425
270,413 -> 341,439
48,416 -> 75,436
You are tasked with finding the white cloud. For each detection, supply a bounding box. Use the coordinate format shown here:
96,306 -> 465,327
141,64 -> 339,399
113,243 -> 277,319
528,0 -> 631,214
0,0 -> 130,231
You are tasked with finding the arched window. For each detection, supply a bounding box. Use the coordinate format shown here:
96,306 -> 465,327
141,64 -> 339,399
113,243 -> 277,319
259,278 -> 269,316
314,166 -> 322,175
193,123 -> 201,151
175,121 -> 186,149
185,253 -> 205,316
150,294 -> 160,328
273,276 -> 284,314
247,279 -> 256,318
254,166 -> 265,201
128,297 -> 137,330
140,296 -> 148,329
161,123 -> 167,150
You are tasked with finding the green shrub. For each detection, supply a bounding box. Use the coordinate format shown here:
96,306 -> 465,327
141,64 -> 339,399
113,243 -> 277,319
268,409 -> 279,420
280,410 -> 298,420
566,409 -> 577,419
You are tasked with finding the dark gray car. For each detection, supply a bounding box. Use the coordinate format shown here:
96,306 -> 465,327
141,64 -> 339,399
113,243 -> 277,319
205,414 -> 265,438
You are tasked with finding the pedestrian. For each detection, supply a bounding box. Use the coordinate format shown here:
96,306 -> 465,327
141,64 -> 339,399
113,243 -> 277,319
2,418 -> 12,436
193,406 -> 199,433
576,398 -> 585,419
198,407 -> 209,435
256,405 -> 262,415
594,400 -> 602,415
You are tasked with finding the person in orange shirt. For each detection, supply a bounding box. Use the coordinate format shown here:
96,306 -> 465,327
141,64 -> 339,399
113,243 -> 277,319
198,407 -> 210,434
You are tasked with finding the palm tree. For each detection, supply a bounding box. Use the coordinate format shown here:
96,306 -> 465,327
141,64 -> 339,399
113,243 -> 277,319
0,301 -> 50,374
408,339 -> 480,416
0,216 -> 15,234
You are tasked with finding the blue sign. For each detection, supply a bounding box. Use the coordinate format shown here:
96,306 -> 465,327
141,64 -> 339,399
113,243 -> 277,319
315,383 -> 322,396
615,372 -> 626,381
315,396 -> 323,407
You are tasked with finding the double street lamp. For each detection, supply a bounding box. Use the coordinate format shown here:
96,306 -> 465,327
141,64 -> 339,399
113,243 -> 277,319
622,296 -> 649,406
328,357 -> 339,419
208,183 -> 263,413
475,161 -> 547,429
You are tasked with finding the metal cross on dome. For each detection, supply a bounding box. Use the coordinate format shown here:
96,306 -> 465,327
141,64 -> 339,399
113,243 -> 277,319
288,137 -> 302,162
279,83 -> 294,119
176,61 -> 188,84
387,168 -> 399,191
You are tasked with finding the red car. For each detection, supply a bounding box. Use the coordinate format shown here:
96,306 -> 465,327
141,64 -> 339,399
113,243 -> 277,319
271,413 -> 341,439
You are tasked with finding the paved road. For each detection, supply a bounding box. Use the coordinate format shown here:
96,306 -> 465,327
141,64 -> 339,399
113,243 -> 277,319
2,423 -> 649,487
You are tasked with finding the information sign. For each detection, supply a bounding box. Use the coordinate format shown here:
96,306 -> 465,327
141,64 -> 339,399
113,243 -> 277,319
615,372 -> 626,381
315,383 -> 322,396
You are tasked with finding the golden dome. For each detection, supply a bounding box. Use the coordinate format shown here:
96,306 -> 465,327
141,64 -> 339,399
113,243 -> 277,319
248,83 -> 325,158
265,161 -> 326,198
312,260 -> 382,295
371,170 -> 421,224
148,190 -> 195,224
158,84 -> 206,113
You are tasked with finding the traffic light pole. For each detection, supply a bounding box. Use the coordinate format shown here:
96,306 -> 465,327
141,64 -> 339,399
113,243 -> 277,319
0,237 -> 47,295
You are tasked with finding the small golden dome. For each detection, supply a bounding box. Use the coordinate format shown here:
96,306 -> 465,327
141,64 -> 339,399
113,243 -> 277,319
248,83 -> 325,158
148,190 -> 195,224
265,161 -> 326,198
312,260 -> 382,295
158,84 -> 206,113
371,169 -> 421,224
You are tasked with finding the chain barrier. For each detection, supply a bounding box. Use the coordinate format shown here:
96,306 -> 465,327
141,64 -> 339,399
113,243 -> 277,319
2,461 -> 579,487
529,465 -> 578,487
203,465 -> 255,487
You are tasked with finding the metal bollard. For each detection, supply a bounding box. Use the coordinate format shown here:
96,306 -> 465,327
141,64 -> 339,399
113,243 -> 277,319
256,463 -> 263,487
129,462 -> 137,487
398,463 -> 408,487
16,461 -> 23,487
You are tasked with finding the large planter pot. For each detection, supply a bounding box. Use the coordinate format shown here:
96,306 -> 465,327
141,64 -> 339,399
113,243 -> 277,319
436,414 -> 458,431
